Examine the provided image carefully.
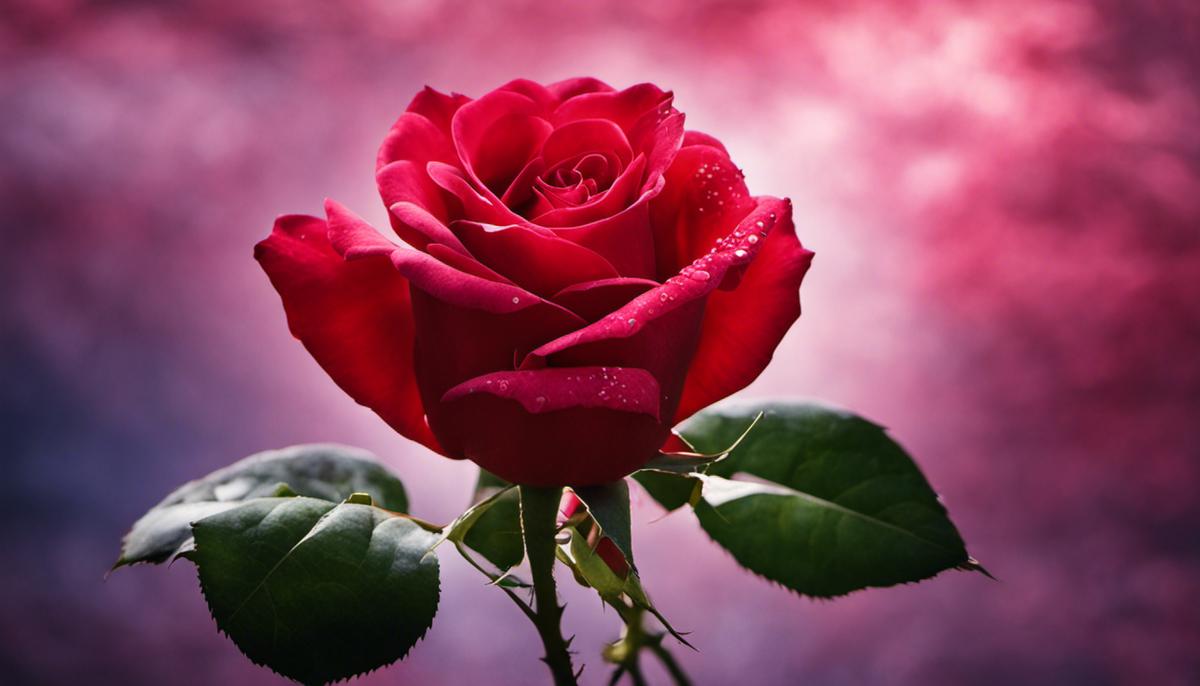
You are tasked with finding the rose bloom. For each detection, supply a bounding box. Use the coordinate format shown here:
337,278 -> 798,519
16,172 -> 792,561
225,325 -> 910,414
256,78 -> 812,486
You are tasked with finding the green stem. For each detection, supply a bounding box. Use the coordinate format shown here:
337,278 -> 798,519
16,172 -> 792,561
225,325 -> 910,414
605,599 -> 692,686
649,642 -> 692,686
520,485 -> 578,686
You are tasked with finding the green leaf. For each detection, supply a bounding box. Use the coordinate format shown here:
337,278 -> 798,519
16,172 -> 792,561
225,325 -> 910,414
114,444 -> 410,569
631,470 -> 700,512
191,497 -> 439,685
571,481 -> 634,568
682,400 -> 980,597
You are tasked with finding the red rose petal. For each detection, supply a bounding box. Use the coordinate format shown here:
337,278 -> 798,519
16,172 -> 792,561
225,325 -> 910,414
452,89 -> 551,197
450,219 -> 621,297
253,214 -> 444,455
534,155 -> 647,228
438,366 -> 667,486
649,143 -> 758,279
540,119 -> 632,171
386,201 -> 469,254
675,202 -> 813,422
553,83 -> 671,133
325,199 -> 581,320
405,86 -> 471,135
377,159 -> 451,223
376,112 -> 458,172
522,199 -> 791,424
443,366 -> 659,418
546,77 -> 615,101
681,130 -> 729,155
550,277 -> 660,322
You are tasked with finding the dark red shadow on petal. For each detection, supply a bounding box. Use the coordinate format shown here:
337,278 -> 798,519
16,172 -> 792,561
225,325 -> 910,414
550,277 -> 659,322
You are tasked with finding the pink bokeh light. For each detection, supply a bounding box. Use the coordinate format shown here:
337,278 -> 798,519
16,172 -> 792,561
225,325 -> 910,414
2,1 -> 1198,684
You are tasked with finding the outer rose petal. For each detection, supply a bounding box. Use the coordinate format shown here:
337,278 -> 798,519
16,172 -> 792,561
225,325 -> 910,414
674,201 -> 813,423
253,214 -> 443,455
440,367 -> 665,486
405,86 -> 471,135
376,112 -> 458,172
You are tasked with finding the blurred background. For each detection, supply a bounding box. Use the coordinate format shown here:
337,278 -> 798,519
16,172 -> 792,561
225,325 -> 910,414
2,0 -> 1198,684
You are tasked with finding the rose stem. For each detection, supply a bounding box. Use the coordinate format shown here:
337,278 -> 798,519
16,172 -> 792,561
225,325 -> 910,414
519,485 -> 579,686
605,599 -> 693,686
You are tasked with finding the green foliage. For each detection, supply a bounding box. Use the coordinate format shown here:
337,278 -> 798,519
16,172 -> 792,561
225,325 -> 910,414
640,400 -> 983,597
113,444 -> 409,569
190,496 -> 440,685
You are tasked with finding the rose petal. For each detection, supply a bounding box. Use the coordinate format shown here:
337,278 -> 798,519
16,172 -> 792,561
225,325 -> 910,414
376,112 -> 458,172
675,200 -> 813,423
253,214 -> 443,455
649,143 -> 758,279
443,366 -> 659,417
452,90 -> 551,197
497,78 -> 559,112
540,119 -> 633,171
377,160 -> 451,223
534,155 -> 647,228
387,201 -> 469,254
427,161 -> 522,226
437,367 -> 667,485
682,130 -> 728,155
426,243 -> 513,284
521,199 -> 790,424
325,199 -> 580,319
553,83 -> 671,133
450,219 -> 621,297
550,277 -> 659,322
547,77 -> 615,101
406,86 -> 471,135
548,199 -> 658,278
639,112 -> 686,195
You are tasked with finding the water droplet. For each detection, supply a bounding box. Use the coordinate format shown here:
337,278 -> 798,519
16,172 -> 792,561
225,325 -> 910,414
734,249 -> 748,258
535,396 -> 546,407
511,296 -> 520,304
498,380 -> 510,391
626,317 -> 637,327
690,270 -> 711,281
747,234 -> 759,244
755,220 -> 765,228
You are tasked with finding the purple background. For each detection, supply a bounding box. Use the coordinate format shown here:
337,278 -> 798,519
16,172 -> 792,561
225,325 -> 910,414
3,1 -> 1198,684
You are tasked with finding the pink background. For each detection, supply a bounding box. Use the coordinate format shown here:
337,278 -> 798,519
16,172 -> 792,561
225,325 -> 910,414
3,1 -> 1198,684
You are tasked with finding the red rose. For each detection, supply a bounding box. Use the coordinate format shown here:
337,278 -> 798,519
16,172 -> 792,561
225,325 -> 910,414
255,77 -> 813,486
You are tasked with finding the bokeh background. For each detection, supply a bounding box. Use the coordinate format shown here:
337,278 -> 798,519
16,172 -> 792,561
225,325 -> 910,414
3,1 -> 1198,684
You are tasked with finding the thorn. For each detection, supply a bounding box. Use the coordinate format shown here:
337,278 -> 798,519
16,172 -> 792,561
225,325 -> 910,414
961,556 -> 998,581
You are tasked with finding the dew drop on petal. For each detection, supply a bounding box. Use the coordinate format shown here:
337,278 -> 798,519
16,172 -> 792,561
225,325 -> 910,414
748,234 -> 759,244
627,317 -> 637,327
734,249 -> 748,258
690,270 -> 711,281
512,296 -> 520,304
